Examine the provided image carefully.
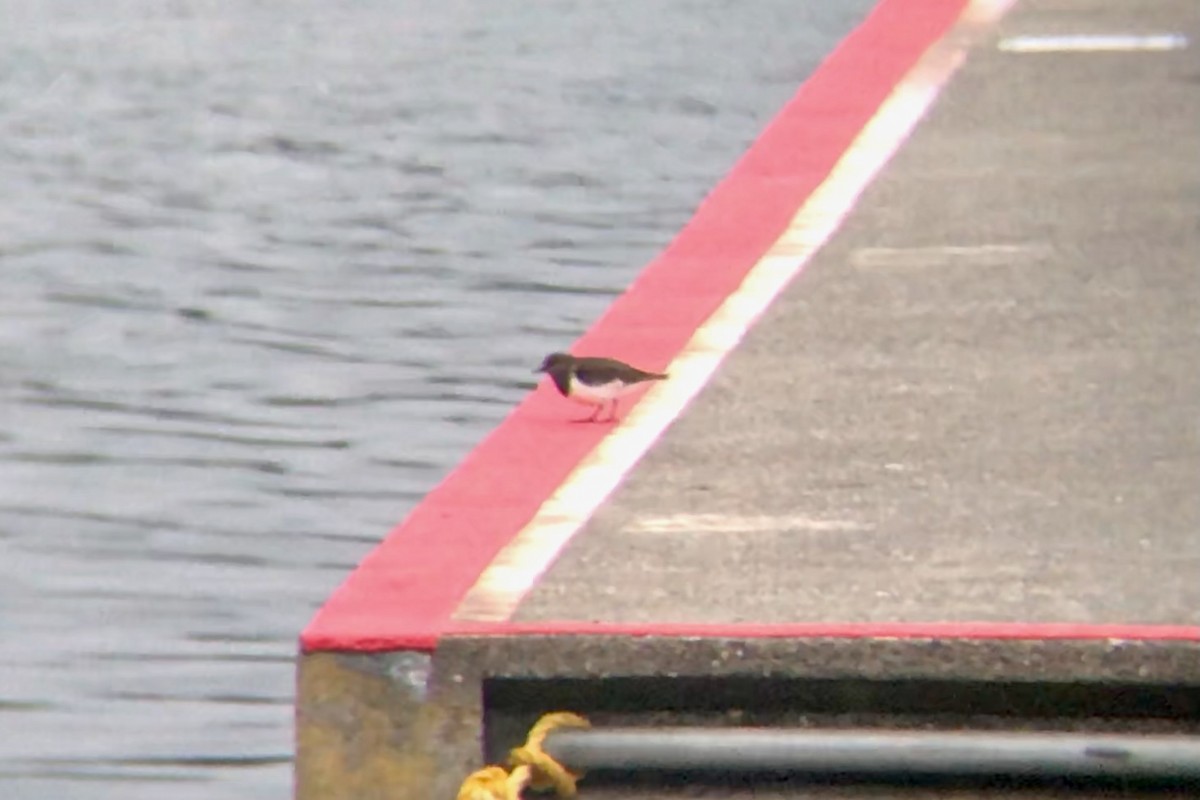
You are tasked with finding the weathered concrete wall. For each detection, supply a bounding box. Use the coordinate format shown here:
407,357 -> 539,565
296,649 -> 483,800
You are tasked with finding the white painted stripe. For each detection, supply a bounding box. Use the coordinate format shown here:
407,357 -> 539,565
628,514 -> 872,534
998,34 -> 1188,53
452,0 -> 1017,625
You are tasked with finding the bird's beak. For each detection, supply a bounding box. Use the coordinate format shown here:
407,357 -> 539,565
532,367 -> 544,374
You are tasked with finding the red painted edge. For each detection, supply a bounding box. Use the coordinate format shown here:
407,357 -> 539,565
300,0 -> 973,655
447,620 -> 1200,643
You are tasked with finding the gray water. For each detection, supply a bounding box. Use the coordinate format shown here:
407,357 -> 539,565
0,1 -> 874,797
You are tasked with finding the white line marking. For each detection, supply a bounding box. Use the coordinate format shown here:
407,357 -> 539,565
628,514 -> 872,534
998,34 -> 1188,53
452,0 -> 1016,624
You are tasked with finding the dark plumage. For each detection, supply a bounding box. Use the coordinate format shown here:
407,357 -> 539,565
534,352 -> 668,422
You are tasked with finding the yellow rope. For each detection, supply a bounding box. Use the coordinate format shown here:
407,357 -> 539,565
457,766 -> 523,800
454,712 -> 589,800
508,712 -> 590,797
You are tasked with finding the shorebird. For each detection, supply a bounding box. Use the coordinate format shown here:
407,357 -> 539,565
534,352 -> 668,422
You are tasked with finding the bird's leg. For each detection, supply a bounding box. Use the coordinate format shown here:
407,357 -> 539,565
586,403 -> 602,422
607,400 -> 618,422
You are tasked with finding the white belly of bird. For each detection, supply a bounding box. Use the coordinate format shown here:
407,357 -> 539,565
567,375 -> 632,406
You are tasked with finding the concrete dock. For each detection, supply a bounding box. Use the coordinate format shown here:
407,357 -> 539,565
296,0 -> 1200,797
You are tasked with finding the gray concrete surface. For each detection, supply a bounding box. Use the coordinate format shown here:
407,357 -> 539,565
517,0 -> 1200,627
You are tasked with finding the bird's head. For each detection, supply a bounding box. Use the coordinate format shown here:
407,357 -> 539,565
533,352 -> 575,374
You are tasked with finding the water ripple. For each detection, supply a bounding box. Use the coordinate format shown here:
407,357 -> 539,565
472,277 -> 621,298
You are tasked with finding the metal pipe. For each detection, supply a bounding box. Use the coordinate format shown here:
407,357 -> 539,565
544,728 -> 1200,782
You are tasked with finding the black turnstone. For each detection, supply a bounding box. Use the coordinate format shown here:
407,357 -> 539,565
534,352 -> 668,422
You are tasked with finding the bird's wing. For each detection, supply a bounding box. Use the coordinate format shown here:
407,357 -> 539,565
572,359 -> 627,385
